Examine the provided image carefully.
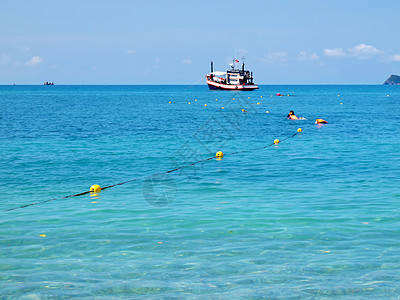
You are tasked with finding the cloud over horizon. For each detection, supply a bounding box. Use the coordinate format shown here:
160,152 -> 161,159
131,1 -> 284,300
324,44 -> 383,60
390,54 -> 400,61
324,48 -> 346,57
259,51 -> 289,64
298,51 -> 320,61
348,44 -> 382,59
26,56 -> 43,66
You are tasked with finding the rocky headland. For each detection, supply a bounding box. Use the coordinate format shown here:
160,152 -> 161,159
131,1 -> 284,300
383,74 -> 400,85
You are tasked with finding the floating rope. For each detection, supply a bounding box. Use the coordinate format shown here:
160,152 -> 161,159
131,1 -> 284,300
4,130 -> 301,212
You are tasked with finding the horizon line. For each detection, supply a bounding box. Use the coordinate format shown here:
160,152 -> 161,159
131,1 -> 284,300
0,83 -> 391,86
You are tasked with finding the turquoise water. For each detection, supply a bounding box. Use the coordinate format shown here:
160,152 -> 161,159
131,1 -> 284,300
1,85 -> 399,298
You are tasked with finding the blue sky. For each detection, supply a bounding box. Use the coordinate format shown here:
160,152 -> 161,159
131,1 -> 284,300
1,0 -> 400,84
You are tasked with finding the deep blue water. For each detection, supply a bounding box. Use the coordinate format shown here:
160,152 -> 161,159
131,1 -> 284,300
0,85 -> 399,298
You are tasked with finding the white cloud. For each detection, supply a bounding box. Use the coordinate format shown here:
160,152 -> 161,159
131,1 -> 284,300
348,43 -> 382,59
310,53 -> 320,60
270,51 -> 288,58
182,58 -> 192,64
260,51 -> 289,63
324,48 -> 346,57
26,56 -> 42,66
126,50 -> 136,55
324,44 -> 382,60
260,51 -> 321,65
390,54 -> 400,61
298,51 -> 319,61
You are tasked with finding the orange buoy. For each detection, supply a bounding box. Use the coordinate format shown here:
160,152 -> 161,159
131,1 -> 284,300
315,118 -> 328,124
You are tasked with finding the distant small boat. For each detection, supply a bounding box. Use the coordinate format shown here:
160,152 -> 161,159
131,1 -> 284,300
205,58 -> 258,91
44,81 -> 54,85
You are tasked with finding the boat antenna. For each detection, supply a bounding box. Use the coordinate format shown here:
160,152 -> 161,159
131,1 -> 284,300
242,56 -> 245,72
211,61 -> 213,73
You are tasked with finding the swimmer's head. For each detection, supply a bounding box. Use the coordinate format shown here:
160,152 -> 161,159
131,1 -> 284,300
289,110 -> 295,115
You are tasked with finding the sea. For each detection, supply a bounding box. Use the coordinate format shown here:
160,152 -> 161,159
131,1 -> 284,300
0,85 -> 399,299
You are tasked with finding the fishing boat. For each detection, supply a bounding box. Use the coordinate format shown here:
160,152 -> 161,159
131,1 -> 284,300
205,58 -> 258,90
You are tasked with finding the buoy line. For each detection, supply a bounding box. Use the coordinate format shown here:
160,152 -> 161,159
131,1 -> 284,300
4,129 -> 302,212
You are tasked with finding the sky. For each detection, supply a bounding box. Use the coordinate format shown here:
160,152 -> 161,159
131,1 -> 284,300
1,0 -> 400,85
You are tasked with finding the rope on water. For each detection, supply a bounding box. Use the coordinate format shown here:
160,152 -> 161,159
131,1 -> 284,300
4,130 -> 300,212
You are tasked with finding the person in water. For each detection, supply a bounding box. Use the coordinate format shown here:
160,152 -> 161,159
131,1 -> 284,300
287,110 -> 299,120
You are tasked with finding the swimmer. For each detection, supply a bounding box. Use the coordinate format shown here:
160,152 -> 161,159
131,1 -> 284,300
287,110 -> 299,120
315,118 -> 328,124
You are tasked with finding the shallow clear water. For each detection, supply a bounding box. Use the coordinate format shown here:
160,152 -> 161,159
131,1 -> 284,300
0,85 -> 399,298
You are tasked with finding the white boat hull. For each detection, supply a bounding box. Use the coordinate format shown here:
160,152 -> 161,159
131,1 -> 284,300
206,79 -> 259,91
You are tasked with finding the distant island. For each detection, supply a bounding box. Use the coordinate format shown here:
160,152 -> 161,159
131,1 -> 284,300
383,75 -> 400,85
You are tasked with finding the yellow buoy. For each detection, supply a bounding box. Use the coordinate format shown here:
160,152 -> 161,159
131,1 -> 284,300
340,103 -> 343,105
257,102 -> 260,105
261,96 -> 263,98
195,99 -> 197,101
242,108 -> 246,112
232,98 -> 235,100
39,234 -> 47,237
248,97 -> 250,99
204,104 -> 207,107
90,184 -> 101,193
168,101 -> 171,104
266,111 -> 269,113
274,139 -> 280,144
216,151 -> 224,158
215,98 -> 218,101
221,107 -> 224,109
188,102 -> 191,104
297,128 -> 302,132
